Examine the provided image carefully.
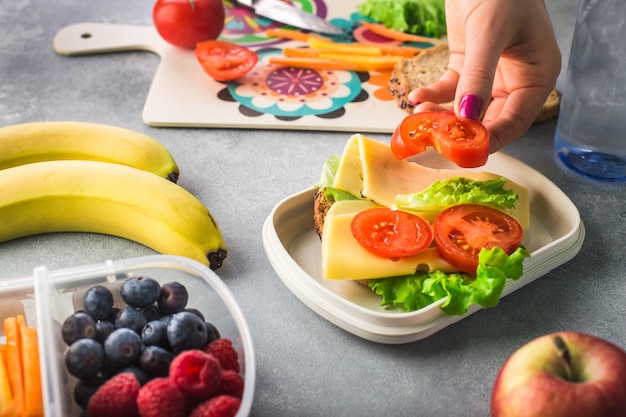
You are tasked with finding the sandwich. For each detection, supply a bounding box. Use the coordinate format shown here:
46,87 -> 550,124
314,134 -> 530,315
387,44 -> 561,123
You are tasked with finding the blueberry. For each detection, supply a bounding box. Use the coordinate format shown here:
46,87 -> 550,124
141,320 -> 170,349
140,345 -> 174,378
73,376 -> 105,409
95,320 -> 115,345
82,285 -> 114,321
104,307 -> 120,324
142,305 -> 161,322
115,306 -> 147,333
157,281 -> 189,315
184,308 -> 205,322
120,276 -> 161,309
65,338 -> 104,380
116,366 -> 150,386
167,311 -> 208,353
104,328 -> 143,369
205,321 -> 221,344
62,311 -> 97,346
159,315 -> 172,326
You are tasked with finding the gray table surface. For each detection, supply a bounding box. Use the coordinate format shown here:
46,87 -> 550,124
1,1 -> 624,416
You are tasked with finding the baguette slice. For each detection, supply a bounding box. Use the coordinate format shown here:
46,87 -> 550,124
388,44 -> 560,123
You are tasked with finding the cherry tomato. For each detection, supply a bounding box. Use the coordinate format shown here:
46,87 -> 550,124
391,111 -> 490,168
351,208 -> 433,259
433,204 -> 523,275
195,40 -> 259,82
153,0 -> 225,49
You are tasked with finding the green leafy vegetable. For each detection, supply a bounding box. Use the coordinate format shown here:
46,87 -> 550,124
357,0 -> 446,38
394,177 -> 519,214
368,246 -> 530,315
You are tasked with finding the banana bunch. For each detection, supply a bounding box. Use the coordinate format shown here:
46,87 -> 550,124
0,121 -> 180,181
0,122 -> 227,269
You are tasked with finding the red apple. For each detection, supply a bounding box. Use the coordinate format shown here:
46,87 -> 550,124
491,331 -> 626,417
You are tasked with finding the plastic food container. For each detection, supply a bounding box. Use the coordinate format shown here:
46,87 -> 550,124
0,254 -> 255,417
262,150 -> 585,344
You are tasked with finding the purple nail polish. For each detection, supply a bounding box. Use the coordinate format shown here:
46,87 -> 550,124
459,94 -> 483,120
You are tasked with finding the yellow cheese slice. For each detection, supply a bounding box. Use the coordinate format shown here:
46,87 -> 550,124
333,134 -> 530,228
321,200 -> 457,280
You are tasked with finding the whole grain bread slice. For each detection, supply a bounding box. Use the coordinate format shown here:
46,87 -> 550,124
388,44 -> 560,123
388,44 -> 450,112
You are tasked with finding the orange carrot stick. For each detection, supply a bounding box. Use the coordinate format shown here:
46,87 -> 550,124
3,317 -> 23,414
18,316 -> 43,417
265,28 -> 316,42
318,53 -> 402,69
282,48 -> 326,58
307,37 -> 382,56
269,55 -> 360,71
360,21 -> 440,43
354,42 -> 423,57
0,349 -> 13,412
269,55 -> 398,72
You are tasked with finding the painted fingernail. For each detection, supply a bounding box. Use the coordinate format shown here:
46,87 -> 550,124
459,94 -> 483,120
407,99 -> 421,106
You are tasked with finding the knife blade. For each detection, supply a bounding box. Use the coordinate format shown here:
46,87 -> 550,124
238,0 -> 343,35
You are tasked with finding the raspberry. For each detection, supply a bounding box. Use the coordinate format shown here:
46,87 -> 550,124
137,377 -> 186,417
170,349 -> 222,400
215,370 -> 244,399
189,395 -> 241,417
87,373 -> 140,417
204,338 -> 240,372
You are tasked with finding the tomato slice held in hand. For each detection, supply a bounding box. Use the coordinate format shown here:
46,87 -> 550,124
390,123 -> 420,160
433,204 -> 523,275
391,111 -> 490,168
195,40 -> 259,82
351,208 -> 433,259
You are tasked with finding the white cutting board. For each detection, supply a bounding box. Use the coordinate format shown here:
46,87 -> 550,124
51,0 -> 428,133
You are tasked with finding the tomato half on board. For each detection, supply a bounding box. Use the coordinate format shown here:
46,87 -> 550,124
195,40 -> 259,82
351,208 -> 433,259
391,111 -> 490,168
433,204 -> 523,275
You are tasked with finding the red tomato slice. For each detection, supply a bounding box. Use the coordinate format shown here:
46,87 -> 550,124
391,111 -> 490,168
351,208 -> 433,259
195,40 -> 258,82
390,123 -> 420,160
433,204 -> 524,275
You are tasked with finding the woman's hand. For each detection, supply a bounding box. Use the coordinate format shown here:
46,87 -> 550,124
407,0 -> 561,152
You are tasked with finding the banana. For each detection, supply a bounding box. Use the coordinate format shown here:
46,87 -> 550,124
0,160 -> 226,269
0,121 -> 179,182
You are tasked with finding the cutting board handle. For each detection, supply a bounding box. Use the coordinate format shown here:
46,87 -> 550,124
53,23 -> 165,56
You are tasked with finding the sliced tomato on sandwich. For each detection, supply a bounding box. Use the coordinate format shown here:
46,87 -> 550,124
433,204 -> 524,275
391,111 -> 490,168
351,207 -> 433,259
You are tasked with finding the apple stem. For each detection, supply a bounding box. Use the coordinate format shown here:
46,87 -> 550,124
553,334 -> 574,381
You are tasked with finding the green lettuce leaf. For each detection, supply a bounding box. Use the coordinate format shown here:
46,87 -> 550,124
357,0 -> 446,38
394,177 -> 519,214
368,246 -> 530,315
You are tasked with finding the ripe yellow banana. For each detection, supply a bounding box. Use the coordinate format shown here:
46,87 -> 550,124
0,160 -> 226,269
0,121 -> 179,182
